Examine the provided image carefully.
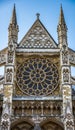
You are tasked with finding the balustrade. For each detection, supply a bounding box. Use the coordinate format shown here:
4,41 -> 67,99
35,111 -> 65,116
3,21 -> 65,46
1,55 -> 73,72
12,101 -> 62,118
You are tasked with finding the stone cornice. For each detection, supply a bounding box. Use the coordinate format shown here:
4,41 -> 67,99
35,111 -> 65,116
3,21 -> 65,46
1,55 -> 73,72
12,96 -> 62,101
16,48 -> 60,53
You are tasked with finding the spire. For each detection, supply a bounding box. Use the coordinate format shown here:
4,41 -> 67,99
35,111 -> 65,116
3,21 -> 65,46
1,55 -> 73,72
57,5 -> 68,46
8,4 -> 19,44
58,5 -> 66,27
10,4 -> 17,26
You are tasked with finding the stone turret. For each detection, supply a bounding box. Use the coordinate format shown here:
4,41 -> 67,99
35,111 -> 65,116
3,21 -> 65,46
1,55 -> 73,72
0,5 -> 18,130
57,5 -> 74,130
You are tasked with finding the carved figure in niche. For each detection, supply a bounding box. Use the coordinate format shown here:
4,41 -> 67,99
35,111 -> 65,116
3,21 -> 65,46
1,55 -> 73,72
6,69 -> 12,83
1,54 -> 5,62
61,43 -> 68,64
62,51 -> 68,64
8,44 -> 13,52
8,39 -> 14,51
63,68 -> 69,83
8,52 -> 13,63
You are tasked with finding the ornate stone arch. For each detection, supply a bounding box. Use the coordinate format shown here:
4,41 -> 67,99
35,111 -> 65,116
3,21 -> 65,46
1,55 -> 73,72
40,118 -> 64,130
10,118 -> 34,130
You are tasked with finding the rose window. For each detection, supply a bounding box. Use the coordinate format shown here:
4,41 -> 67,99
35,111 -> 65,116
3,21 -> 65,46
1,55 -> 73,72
16,58 -> 59,96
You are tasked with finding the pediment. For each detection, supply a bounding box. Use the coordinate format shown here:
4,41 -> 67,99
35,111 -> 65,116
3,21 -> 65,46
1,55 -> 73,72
19,19 -> 58,49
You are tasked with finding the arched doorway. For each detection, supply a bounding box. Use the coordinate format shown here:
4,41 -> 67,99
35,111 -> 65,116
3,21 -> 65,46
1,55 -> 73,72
11,119 -> 64,130
40,119 -> 64,130
11,119 -> 34,130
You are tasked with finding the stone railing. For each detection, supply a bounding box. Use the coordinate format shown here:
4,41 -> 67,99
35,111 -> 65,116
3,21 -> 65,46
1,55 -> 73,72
12,100 -> 63,118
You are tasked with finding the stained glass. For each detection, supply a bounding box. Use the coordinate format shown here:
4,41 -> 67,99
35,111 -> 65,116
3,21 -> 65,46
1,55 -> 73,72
16,58 -> 59,96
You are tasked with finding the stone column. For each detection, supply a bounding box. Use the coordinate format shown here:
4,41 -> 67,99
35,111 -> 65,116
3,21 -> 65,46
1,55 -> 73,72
34,123 -> 41,130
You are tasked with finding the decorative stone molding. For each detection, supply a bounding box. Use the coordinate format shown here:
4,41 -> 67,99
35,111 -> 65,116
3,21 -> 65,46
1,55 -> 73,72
1,120 -> 9,130
7,52 -> 14,64
64,101 -> 74,130
5,68 -> 13,83
61,44 -> 69,65
16,48 -> 60,53
19,20 -> 57,49
63,68 -> 70,83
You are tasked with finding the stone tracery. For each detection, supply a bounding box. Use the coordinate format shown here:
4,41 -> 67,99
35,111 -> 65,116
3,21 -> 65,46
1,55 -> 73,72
16,58 -> 59,96
0,4 -> 75,130
19,24 -> 57,49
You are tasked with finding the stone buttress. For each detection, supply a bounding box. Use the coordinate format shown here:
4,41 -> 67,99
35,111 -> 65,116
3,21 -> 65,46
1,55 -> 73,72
0,5 -> 19,130
57,5 -> 74,130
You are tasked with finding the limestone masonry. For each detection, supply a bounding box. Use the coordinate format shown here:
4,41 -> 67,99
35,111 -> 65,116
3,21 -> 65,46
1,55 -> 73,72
0,5 -> 75,130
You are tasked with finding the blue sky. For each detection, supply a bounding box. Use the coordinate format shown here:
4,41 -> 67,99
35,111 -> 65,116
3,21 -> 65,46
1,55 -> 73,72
0,0 -> 75,76
0,0 -> 75,50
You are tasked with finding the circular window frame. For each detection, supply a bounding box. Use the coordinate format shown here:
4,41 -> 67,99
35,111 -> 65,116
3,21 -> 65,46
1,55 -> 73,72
16,57 -> 59,96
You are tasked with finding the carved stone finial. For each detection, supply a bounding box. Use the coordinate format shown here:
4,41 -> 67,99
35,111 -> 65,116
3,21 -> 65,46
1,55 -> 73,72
36,13 -> 40,20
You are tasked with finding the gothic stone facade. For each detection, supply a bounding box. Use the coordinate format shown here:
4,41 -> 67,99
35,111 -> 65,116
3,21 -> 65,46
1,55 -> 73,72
0,5 -> 75,130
